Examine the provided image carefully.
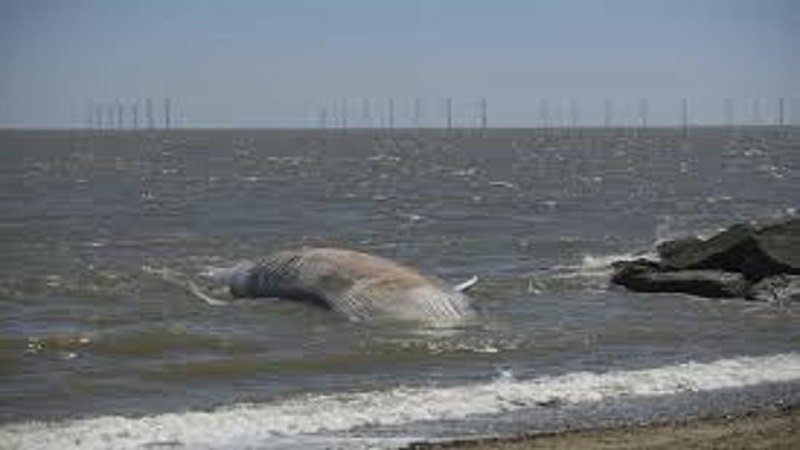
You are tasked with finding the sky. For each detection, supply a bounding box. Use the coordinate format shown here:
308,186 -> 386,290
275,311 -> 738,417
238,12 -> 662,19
1,0 -> 798,128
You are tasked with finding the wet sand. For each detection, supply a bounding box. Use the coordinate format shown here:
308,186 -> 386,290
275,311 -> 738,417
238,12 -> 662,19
405,407 -> 799,450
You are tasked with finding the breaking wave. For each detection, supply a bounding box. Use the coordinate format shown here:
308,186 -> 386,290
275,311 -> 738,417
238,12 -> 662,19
2,352 -> 799,449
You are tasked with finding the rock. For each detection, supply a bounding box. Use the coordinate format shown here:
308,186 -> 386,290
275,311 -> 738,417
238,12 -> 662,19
611,260 -> 749,298
656,236 -> 705,262
747,275 -> 800,304
657,218 -> 800,281
657,223 -> 758,273
748,219 -> 800,278
612,218 -> 799,300
611,258 -> 664,273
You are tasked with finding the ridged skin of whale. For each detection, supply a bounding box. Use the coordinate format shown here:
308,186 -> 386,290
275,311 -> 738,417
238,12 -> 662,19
228,248 -> 476,326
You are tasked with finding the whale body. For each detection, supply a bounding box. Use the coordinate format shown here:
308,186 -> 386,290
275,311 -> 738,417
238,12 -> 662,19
221,247 -> 476,326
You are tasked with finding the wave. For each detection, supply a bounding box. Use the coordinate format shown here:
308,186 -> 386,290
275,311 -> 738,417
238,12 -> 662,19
552,251 -> 654,275
2,353 -> 799,449
543,252 -> 656,292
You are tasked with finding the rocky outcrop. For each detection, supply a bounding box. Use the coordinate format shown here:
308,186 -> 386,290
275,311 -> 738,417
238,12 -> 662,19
611,260 -> 749,298
656,219 -> 800,280
612,218 -> 799,303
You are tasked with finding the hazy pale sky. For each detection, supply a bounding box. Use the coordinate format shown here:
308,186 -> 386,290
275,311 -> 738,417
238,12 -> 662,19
1,0 -> 798,128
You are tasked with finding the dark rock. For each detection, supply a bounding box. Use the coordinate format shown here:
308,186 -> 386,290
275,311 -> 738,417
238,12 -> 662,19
749,219 -> 800,278
656,218 -> 800,281
535,397 -> 564,408
610,258 -> 663,272
656,236 -> 705,262
747,275 -> 800,304
611,261 -> 749,298
657,223 -> 758,273
612,218 -> 799,300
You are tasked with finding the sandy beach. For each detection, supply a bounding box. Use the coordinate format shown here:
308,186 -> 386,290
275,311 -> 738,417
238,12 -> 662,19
404,406 -> 799,450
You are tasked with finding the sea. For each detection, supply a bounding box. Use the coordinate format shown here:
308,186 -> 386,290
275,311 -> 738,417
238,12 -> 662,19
0,127 -> 798,449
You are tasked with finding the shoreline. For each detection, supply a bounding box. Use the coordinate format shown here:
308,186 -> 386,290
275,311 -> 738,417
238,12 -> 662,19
403,405 -> 799,450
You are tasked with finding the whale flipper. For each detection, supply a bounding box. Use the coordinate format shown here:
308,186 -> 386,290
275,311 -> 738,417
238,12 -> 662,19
454,275 -> 479,292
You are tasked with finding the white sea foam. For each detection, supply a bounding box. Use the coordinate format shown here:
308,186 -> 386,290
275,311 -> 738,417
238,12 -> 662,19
3,353 -> 799,449
550,251 -> 654,281
579,253 -> 638,271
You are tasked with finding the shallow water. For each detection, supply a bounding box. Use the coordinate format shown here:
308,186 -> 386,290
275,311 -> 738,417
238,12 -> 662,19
0,128 -> 798,448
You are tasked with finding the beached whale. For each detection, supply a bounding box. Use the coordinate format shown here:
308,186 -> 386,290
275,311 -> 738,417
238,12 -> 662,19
199,247 -> 478,326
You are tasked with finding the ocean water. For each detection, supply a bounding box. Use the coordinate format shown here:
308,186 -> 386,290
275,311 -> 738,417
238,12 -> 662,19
0,128 -> 798,449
